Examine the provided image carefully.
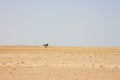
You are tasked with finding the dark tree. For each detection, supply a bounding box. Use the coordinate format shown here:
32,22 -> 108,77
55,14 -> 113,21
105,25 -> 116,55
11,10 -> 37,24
43,44 -> 49,48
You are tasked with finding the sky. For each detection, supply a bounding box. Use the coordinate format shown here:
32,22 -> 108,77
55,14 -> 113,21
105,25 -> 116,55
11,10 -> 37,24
0,0 -> 120,46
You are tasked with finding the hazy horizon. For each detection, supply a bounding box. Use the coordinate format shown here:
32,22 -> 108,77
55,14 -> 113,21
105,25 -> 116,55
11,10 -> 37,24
0,0 -> 120,46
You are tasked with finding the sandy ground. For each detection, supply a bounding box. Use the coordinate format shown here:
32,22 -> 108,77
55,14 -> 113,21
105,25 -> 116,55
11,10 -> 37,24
0,46 -> 120,80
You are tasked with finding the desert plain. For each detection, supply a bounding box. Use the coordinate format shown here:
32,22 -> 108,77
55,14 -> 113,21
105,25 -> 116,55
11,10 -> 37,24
0,46 -> 120,80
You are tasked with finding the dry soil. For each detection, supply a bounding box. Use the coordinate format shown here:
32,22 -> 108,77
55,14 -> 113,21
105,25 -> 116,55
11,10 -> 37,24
0,46 -> 120,80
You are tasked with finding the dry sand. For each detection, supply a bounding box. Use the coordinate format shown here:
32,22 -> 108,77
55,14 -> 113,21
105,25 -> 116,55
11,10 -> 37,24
0,46 -> 120,80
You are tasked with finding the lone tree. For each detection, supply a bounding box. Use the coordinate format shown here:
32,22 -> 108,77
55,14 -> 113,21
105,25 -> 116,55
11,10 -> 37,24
43,44 -> 49,48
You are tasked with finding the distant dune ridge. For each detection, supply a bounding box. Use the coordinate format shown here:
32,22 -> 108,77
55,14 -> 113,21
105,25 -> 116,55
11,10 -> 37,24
0,46 -> 120,80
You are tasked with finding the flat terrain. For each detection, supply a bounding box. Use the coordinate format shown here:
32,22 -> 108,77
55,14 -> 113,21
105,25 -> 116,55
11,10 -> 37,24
0,46 -> 120,80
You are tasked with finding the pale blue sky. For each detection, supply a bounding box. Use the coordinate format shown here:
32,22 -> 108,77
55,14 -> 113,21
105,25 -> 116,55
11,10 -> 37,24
0,0 -> 120,46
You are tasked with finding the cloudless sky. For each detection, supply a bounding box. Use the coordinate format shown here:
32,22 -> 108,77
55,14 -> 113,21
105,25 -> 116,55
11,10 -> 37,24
0,0 -> 120,46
